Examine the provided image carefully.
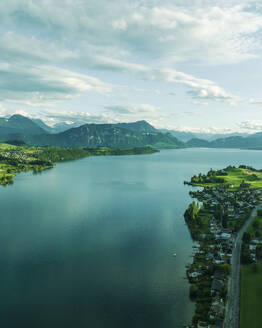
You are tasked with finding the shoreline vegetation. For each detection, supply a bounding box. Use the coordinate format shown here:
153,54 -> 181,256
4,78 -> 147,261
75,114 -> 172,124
183,166 -> 262,327
0,143 -> 158,186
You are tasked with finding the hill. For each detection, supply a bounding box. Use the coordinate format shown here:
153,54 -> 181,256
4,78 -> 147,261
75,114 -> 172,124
187,138 -> 210,148
159,129 -> 196,142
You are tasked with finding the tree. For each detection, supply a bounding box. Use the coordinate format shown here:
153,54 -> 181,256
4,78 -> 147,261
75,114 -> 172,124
222,213 -> 228,228
243,232 -> 251,244
184,201 -> 200,221
253,221 -> 260,230
241,250 -> 252,264
252,263 -> 259,273
257,209 -> 262,217
189,284 -> 198,299
256,245 -> 262,260
219,263 -> 231,275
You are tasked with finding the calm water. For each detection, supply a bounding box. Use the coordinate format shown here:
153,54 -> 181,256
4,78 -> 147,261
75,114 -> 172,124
0,148 -> 262,328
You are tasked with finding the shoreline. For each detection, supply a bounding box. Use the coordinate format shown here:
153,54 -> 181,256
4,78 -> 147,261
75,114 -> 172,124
183,166 -> 262,327
0,144 -> 158,186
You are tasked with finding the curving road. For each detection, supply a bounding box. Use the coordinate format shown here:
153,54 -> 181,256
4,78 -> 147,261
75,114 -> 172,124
223,205 -> 261,328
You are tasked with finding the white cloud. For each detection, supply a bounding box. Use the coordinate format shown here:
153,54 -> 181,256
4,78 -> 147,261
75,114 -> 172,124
0,61 -> 112,105
237,120 -> 262,132
113,19 -> 127,31
0,0 -> 262,117
105,103 -> 160,114
41,110 -> 120,126
1,1 -> 262,66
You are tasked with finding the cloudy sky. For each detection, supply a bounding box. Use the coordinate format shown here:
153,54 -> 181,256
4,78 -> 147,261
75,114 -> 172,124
1,0 -> 262,133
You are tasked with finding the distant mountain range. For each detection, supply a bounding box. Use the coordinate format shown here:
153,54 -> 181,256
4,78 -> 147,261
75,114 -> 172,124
0,115 -> 185,149
1,114 -> 262,150
160,129 -> 248,142
32,119 -> 81,134
187,133 -> 262,149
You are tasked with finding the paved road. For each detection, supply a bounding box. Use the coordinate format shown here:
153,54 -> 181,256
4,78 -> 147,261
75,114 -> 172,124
223,205 -> 261,328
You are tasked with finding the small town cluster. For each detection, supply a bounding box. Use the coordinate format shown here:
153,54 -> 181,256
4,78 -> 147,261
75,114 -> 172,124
0,148 -> 31,163
183,184 -> 262,328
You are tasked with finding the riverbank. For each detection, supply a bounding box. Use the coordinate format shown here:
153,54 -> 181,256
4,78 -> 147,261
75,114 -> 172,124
0,143 -> 158,185
183,166 -> 262,327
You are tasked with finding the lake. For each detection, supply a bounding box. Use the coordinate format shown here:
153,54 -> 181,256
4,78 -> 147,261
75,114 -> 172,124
1,148 -> 262,328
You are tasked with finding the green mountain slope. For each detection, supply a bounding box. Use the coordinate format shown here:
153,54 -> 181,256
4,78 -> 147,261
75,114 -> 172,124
116,120 -> 157,133
5,123 -> 186,149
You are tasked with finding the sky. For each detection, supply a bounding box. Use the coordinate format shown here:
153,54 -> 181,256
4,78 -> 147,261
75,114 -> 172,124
1,0 -> 262,133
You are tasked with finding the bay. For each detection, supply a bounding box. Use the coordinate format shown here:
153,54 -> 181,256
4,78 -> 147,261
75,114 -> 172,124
0,148 -> 262,328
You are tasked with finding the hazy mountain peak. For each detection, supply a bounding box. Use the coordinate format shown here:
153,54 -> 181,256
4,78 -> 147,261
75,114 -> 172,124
116,120 -> 157,133
0,114 -> 47,135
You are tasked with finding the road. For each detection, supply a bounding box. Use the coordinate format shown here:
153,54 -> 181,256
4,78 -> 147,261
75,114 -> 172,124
223,205 -> 261,328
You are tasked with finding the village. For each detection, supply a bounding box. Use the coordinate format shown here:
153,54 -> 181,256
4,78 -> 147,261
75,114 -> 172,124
0,148 -> 32,163
184,184 -> 262,328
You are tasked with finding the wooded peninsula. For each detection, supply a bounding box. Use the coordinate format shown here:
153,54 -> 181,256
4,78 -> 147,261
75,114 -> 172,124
0,142 -> 158,185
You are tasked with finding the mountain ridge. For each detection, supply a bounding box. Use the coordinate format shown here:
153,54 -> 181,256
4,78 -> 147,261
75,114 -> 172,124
1,114 -> 262,150
0,117 -> 185,149
0,114 -> 47,135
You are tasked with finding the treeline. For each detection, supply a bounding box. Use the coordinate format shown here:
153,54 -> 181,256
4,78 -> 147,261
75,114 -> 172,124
189,172 -> 225,185
35,147 -> 90,162
0,144 -> 158,186
84,146 -> 158,156
184,201 -> 205,239
239,165 -> 262,172
34,146 -> 157,162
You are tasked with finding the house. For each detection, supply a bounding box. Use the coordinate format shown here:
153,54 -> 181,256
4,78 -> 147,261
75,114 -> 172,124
211,279 -> 224,295
209,303 -> 224,320
188,271 -> 202,279
251,239 -> 262,245
213,270 -> 225,281
221,232 -> 231,240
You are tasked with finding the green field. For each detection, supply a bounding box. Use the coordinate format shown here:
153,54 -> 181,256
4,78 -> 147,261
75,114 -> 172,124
240,263 -> 262,328
189,167 -> 262,189
223,168 -> 262,188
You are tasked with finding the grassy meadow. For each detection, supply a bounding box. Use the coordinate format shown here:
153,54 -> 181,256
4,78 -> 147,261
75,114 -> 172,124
190,167 -> 262,189
240,263 -> 262,328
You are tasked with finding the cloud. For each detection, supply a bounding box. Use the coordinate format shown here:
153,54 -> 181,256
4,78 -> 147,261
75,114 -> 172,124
249,99 -> 262,106
1,1 -> 262,65
192,100 -> 209,106
105,104 -> 160,114
0,62 -> 112,105
37,103 -> 165,128
0,0 -> 261,110
41,110 -> 120,126
237,120 -> 262,132
104,106 -> 132,114
2,1 -> 262,67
